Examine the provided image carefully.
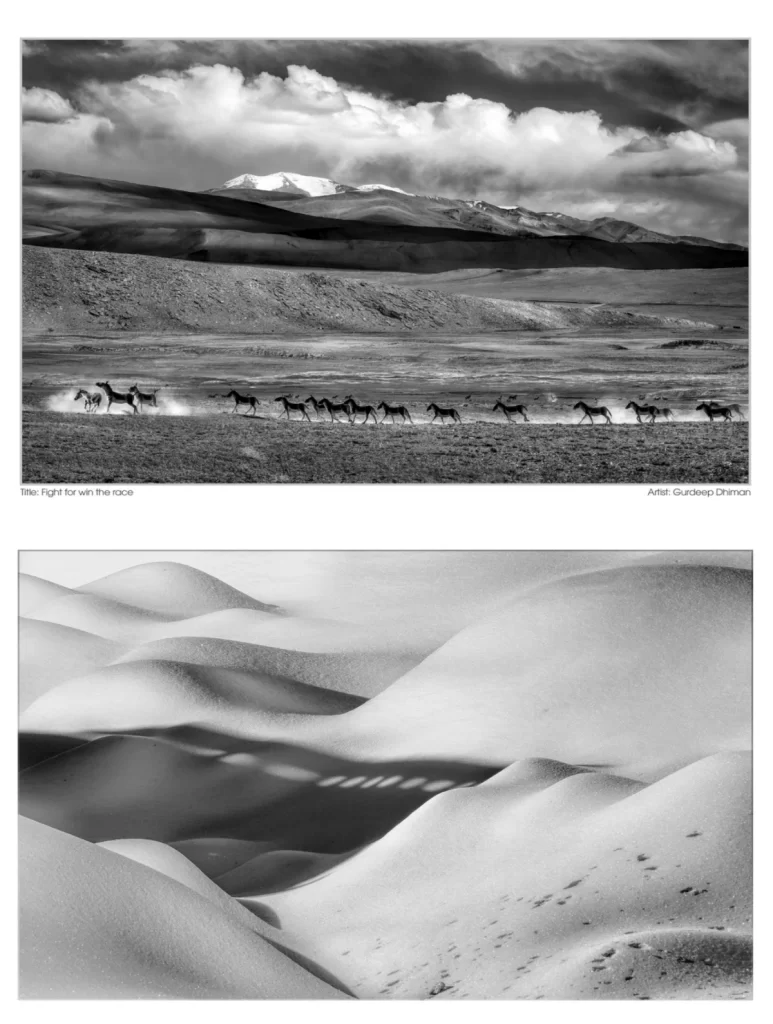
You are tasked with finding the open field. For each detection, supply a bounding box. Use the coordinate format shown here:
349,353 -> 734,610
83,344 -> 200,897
22,250 -> 748,483
22,414 -> 749,483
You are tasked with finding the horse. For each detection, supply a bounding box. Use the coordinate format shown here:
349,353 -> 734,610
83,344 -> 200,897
319,398 -> 354,424
427,402 -> 462,424
129,384 -> 161,412
74,389 -> 101,413
225,389 -> 258,416
95,381 -> 137,414
344,397 -> 379,425
493,400 -> 529,423
653,407 -> 675,421
305,396 -> 326,418
377,401 -> 414,425
706,401 -> 745,420
275,396 -> 312,422
574,401 -> 613,425
696,402 -> 734,422
625,400 -> 658,424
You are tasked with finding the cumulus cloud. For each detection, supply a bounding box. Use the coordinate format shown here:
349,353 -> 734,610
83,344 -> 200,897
21,61 -> 747,243
22,86 -> 74,123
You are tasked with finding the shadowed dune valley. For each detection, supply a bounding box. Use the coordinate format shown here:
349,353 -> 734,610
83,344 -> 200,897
18,552 -> 752,1000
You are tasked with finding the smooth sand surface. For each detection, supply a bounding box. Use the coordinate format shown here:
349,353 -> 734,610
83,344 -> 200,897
18,554 -> 751,999
20,817 -> 346,999
257,752 -> 751,999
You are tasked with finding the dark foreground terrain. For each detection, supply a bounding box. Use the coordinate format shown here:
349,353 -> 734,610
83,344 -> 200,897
22,414 -> 748,484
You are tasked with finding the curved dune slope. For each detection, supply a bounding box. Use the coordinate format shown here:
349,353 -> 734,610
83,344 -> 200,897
256,752 -> 751,1000
336,565 -> 751,778
19,617 -> 125,710
19,817 -> 344,999
25,591 -> 170,643
116,635 -> 415,697
78,560 -> 279,617
19,573 -> 73,615
20,658 -> 360,736
143,608 -> 398,653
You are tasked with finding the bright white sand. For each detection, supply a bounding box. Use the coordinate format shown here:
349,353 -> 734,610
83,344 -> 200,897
18,555 -> 751,1000
20,817 -> 345,998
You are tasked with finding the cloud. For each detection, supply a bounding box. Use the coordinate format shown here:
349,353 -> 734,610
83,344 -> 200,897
22,61 -> 747,243
22,86 -> 74,123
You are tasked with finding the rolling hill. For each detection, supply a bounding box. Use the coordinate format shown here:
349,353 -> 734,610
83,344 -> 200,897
23,169 -> 747,274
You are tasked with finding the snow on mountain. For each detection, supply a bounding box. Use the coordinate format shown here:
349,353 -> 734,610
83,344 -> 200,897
220,172 -> 351,196
220,172 -> 413,198
355,183 -> 412,195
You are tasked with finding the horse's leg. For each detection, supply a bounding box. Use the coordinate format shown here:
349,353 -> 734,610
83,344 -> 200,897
405,412 -> 413,424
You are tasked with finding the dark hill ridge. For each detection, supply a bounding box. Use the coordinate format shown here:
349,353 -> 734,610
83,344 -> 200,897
22,247 -> 718,335
210,185 -> 743,251
23,170 -> 747,275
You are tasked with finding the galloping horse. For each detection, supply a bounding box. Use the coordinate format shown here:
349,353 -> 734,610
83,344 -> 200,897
427,402 -> 462,424
493,400 -> 529,423
275,396 -> 312,422
625,400 -> 659,424
653,407 -> 675,421
225,389 -> 258,415
129,384 -> 161,412
697,402 -> 734,422
74,389 -> 101,413
344,397 -> 379,425
95,381 -> 137,414
319,398 -> 354,424
574,401 -> 613,425
705,401 -> 745,420
378,401 -> 414,425
305,396 -> 326,418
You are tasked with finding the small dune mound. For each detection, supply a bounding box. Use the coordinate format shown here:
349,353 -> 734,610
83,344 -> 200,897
20,817 -> 344,999
19,573 -> 73,615
170,838 -> 277,879
221,849 -> 346,897
20,658 -> 361,736
79,560 -> 280,618
116,635 -> 416,697
19,617 -> 125,710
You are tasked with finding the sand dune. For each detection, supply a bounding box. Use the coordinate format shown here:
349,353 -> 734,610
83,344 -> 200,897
255,752 -> 751,999
18,572 -> 73,615
20,657 -> 362,736
17,555 -> 751,1000
116,635 -> 417,697
19,817 -> 345,999
19,617 -> 125,710
25,591 -> 171,642
78,560 -> 280,617
333,565 -> 751,778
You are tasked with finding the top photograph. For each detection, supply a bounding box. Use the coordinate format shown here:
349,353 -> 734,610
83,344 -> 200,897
20,38 -> 749,485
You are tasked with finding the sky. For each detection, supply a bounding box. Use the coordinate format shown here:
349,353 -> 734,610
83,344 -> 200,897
21,39 -> 748,243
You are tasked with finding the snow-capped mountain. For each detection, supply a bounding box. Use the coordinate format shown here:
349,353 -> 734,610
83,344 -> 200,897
219,172 -> 413,198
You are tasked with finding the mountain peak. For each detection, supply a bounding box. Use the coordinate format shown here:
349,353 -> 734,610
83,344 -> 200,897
220,172 -> 351,196
219,172 -> 414,199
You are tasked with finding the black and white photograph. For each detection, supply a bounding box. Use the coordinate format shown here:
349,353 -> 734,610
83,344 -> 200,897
19,551 -> 752,999
21,38 -> 749,484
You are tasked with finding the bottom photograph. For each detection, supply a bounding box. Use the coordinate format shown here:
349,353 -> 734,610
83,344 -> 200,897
18,550 -> 752,1000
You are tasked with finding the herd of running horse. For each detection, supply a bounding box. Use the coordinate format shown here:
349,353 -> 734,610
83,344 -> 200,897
71,383 -> 746,425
